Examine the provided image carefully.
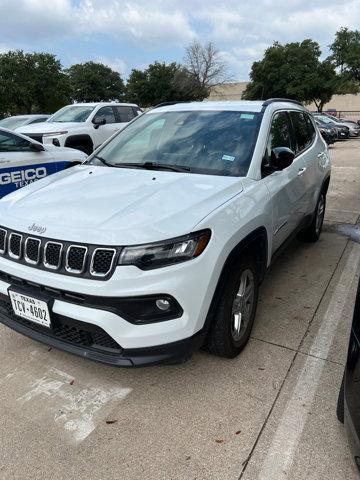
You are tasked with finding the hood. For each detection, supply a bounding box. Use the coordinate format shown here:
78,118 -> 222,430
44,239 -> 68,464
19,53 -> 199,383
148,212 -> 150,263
0,165 -> 244,245
16,122 -> 84,134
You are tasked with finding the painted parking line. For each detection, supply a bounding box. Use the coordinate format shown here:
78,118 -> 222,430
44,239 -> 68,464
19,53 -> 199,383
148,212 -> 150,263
15,366 -> 132,444
255,243 -> 360,480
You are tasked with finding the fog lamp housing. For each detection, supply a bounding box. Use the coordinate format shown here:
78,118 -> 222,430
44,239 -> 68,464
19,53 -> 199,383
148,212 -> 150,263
116,294 -> 183,324
52,138 -> 60,147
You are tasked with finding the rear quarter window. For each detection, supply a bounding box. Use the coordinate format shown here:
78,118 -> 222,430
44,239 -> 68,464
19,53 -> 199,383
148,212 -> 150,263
290,111 -> 314,153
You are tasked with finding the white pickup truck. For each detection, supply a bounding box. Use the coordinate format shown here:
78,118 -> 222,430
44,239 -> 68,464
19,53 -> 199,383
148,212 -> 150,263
17,102 -> 142,155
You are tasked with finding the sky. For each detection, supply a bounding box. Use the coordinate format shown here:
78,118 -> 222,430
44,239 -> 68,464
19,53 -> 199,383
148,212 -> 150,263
0,0 -> 360,81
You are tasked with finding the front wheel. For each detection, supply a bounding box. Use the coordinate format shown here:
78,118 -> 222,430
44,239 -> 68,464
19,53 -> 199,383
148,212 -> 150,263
299,192 -> 326,243
205,256 -> 259,358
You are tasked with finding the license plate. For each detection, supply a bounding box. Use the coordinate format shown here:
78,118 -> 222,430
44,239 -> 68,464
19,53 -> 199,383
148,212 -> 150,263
9,290 -> 51,328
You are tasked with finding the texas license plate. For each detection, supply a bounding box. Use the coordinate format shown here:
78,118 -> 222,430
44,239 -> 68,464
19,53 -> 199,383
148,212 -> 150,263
9,290 -> 51,328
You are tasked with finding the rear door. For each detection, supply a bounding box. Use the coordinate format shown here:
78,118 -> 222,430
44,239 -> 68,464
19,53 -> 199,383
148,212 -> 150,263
0,130 -> 56,197
289,111 -> 324,216
263,111 -> 309,252
113,106 -> 137,131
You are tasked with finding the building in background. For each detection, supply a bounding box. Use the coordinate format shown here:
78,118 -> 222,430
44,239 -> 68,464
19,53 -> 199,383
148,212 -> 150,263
208,83 -> 360,115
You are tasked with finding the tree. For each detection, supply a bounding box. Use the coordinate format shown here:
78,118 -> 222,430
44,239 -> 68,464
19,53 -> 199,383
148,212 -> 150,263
184,41 -> 229,94
0,50 -> 70,117
126,61 -> 207,107
242,40 -> 339,111
330,28 -> 360,82
67,61 -> 125,102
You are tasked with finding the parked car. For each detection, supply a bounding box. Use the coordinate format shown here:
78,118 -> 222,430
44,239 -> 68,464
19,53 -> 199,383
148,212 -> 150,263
0,99 -> 331,367
314,113 -> 358,137
313,114 -> 350,139
17,102 -> 142,155
0,115 -> 50,131
0,127 -> 87,198
315,119 -> 337,144
337,277 -> 360,474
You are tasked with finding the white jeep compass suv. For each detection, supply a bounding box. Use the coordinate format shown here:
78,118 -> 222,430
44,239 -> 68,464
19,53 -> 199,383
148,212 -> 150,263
0,99 -> 331,367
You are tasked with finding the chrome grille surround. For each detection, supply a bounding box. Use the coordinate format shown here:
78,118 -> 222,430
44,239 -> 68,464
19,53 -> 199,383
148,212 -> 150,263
0,229 -> 7,254
0,227 -> 119,280
9,233 -> 22,260
65,245 -> 88,274
44,241 -> 63,270
24,237 -> 41,265
90,248 -> 116,277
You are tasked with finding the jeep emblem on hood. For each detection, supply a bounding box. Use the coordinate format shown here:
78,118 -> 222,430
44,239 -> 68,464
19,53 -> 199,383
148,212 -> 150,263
28,223 -> 46,234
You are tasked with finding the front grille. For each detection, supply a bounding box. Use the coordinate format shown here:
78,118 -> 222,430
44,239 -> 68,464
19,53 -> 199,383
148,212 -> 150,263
44,242 -> 62,269
25,238 -> 40,264
0,229 -> 6,253
0,227 -> 119,280
66,246 -> 87,273
0,295 -> 122,352
91,249 -> 116,277
9,233 -> 22,259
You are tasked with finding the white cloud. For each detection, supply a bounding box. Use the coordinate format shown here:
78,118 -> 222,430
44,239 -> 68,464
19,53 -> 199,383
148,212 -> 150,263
0,0 -> 359,80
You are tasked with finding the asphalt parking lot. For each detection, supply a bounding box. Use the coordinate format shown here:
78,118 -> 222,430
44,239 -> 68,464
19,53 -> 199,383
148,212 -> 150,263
0,139 -> 359,480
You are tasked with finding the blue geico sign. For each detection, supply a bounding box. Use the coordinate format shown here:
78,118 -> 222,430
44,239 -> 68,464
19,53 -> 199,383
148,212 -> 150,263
0,161 -> 70,198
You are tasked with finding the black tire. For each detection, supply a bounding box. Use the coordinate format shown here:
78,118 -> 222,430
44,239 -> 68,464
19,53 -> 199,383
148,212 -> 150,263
70,143 -> 92,155
299,191 -> 326,243
337,374 -> 345,423
205,255 -> 259,358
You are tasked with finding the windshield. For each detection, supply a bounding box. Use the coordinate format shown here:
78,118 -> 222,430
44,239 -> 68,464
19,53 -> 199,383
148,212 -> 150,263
0,117 -> 31,129
316,116 -> 335,125
88,110 -> 262,177
49,105 -> 95,123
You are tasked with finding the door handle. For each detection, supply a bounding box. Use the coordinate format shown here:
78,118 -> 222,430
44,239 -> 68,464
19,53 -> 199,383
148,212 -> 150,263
298,167 -> 307,176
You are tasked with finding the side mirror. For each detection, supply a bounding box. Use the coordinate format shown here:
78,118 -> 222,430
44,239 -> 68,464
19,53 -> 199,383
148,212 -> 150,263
93,118 -> 106,129
30,142 -> 45,152
270,147 -> 295,170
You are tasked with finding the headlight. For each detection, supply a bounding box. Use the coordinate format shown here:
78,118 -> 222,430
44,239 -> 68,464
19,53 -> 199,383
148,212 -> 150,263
42,131 -> 68,137
118,229 -> 211,270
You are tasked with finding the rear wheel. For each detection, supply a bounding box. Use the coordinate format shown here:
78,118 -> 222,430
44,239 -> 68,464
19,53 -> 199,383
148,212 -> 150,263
299,192 -> 326,243
205,256 -> 259,358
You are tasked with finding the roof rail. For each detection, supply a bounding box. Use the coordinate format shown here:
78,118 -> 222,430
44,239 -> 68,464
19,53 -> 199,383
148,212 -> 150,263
262,98 -> 303,107
151,101 -> 186,109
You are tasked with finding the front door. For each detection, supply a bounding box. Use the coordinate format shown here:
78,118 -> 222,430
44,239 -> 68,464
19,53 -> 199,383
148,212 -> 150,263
263,111 -> 309,252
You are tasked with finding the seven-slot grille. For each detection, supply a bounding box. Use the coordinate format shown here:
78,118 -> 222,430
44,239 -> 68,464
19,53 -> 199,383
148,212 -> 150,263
0,227 -> 117,279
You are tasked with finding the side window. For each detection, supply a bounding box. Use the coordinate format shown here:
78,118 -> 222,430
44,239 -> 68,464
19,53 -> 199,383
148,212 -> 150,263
0,131 -> 32,152
290,111 -> 313,153
115,106 -> 136,123
304,114 -> 316,142
29,117 -> 48,124
265,112 -> 294,161
93,107 -> 116,125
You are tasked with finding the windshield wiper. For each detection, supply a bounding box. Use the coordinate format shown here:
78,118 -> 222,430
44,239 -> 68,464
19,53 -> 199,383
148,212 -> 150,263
91,154 -> 112,167
113,162 -> 191,173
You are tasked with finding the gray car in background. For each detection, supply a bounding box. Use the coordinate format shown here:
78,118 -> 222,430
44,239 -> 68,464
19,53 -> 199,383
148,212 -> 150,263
314,113 -> 360,137
0,115 -> 50,131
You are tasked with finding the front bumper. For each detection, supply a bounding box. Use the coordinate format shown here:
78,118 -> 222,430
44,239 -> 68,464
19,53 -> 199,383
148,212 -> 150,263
0,296 -> 205,366
0,241 -> 220,364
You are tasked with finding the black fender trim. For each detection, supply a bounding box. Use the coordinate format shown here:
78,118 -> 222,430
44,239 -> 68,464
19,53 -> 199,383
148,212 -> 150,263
65,135 -> 93,151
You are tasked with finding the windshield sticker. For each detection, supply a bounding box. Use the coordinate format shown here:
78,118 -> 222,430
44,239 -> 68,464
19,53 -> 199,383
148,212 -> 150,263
222,154 -> 236,162
240,113 -> 255,120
